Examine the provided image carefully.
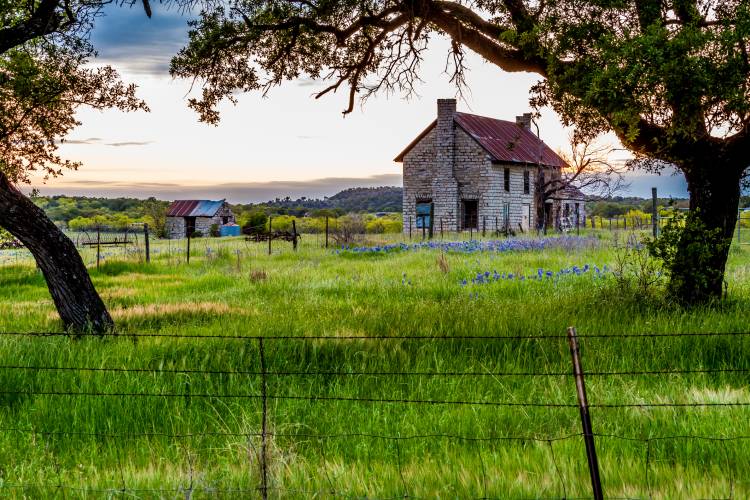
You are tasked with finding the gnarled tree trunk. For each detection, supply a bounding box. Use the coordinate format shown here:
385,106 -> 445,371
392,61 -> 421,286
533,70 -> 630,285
0,172 -> 113,332
672,164 -> 742,304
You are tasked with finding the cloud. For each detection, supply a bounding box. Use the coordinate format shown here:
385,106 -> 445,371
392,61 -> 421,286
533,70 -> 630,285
33,173 -> 404,203
296,78 -> 322,87
105,141 -> 153,147
57,137 -> 152,147
623,167 -> 689,199
89,4 -> 193,76
59,137 -> 102,145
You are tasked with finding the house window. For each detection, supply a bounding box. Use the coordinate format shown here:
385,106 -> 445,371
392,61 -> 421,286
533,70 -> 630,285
462,200 -> 478,230
504,168 -> 510,192
415,201 -> 433,229
523,170 -> 530,194
222,216 -> 229,225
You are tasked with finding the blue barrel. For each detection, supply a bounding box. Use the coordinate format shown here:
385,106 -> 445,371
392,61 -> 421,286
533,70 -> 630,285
219,224 -> 241,237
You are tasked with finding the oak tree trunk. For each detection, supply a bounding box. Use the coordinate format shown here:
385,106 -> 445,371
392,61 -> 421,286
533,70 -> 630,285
0,173 -> 113,332
672,165 -> 742,303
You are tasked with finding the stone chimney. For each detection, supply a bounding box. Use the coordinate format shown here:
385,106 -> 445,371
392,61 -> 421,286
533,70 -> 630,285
433,99 -> 459,230
515,113 -> 532,131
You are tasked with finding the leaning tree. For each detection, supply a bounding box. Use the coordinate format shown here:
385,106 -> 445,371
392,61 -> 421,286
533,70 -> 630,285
0,0 -> 154,332
171,0 -> 750,303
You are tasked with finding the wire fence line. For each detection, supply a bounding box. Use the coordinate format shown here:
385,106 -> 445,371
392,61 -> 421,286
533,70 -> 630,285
1,329 -> 749,497
3,330 -> 750,340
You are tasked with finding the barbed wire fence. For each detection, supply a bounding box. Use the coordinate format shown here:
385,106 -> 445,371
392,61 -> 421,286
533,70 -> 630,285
0,329 -> 749,497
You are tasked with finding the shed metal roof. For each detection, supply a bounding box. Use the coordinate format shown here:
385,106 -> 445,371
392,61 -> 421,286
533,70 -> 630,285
394,112 -> 567,168
167,200 -> 226,217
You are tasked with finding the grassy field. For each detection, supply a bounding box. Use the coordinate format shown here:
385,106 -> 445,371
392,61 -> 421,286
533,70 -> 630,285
1,230 -> 750,498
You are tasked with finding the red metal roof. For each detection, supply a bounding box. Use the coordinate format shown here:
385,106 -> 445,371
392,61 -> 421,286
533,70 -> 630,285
166,200 -> 226,217
394,112 -> 567,168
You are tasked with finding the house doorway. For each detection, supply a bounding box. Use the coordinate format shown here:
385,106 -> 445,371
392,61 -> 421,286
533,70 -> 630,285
415,200 -> 433,238
462,200 -> 478,230
185,216 -> 196,237
521,204 -> 531,232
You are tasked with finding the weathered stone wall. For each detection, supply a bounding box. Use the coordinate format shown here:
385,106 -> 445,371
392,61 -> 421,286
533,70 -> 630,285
452,128 -> 537,232
166,217 -> 185,239
402,127 -> 436,234
194,216 -> 218,236
432,99 -> 459,232
401,100 -> 543,235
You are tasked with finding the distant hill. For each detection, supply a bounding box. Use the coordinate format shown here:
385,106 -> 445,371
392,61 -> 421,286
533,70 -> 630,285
246,186 -> 403,215
327,187 -> 402,212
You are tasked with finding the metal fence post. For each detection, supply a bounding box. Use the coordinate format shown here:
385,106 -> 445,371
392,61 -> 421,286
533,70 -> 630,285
96,225 -> 101,270
738,210 -> 741,244
143,223 -> 150,263
567,326 -> 603,500
258,337 -> 269,500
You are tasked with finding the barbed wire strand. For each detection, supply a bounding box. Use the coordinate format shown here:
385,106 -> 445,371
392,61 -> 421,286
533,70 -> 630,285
1,331 -> 750,341
1,364 -> 749,377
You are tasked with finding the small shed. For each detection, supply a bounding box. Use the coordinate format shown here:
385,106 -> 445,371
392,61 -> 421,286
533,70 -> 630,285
165,200 -> 236,239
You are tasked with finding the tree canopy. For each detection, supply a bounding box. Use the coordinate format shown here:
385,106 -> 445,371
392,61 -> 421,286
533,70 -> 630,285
0,1 -> 151,185
172,1 -> 749,167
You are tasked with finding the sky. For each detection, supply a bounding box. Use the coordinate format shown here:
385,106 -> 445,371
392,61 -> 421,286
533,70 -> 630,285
31,3 -> 689,203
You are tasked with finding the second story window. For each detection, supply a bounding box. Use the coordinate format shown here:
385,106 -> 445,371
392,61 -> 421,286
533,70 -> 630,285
523,170 -> 530,194
504,168 -> 510,192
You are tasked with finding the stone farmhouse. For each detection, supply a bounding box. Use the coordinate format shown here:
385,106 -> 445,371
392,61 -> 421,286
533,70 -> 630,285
395,99 -> 585,235
165,200 -> 236,239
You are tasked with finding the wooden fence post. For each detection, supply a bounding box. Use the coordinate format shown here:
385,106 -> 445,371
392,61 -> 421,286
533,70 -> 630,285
143,223 -> 150,263
292,219 -> 298,251
268,216 -> 272,256
186,232 -> 191,264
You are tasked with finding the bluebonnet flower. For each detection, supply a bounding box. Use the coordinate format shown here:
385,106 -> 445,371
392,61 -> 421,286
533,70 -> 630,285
337,236 -> 599,255
460,264 -> 611,287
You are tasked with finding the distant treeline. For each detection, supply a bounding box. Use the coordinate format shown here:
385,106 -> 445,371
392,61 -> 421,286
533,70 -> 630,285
30,191 -> 750,235
587,196 -> 690,218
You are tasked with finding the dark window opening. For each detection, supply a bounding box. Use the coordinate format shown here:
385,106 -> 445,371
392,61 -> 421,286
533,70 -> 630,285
416,201 -> 433,230
222,216 -> 229,225
185,217 -> 196,237
462,200 -> 478,230
504,168 -> 510,192
523,170 -> 530,194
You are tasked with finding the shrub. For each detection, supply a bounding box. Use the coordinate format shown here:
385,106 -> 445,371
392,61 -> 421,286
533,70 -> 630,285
241,210 -> 268,234
332,214 -> 366,244
611,233 -> 664,303
209,224 -> 220,237
646,211 -> 728,303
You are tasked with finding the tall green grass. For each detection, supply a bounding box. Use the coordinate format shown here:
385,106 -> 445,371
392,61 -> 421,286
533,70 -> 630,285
0,232 -> 749,497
